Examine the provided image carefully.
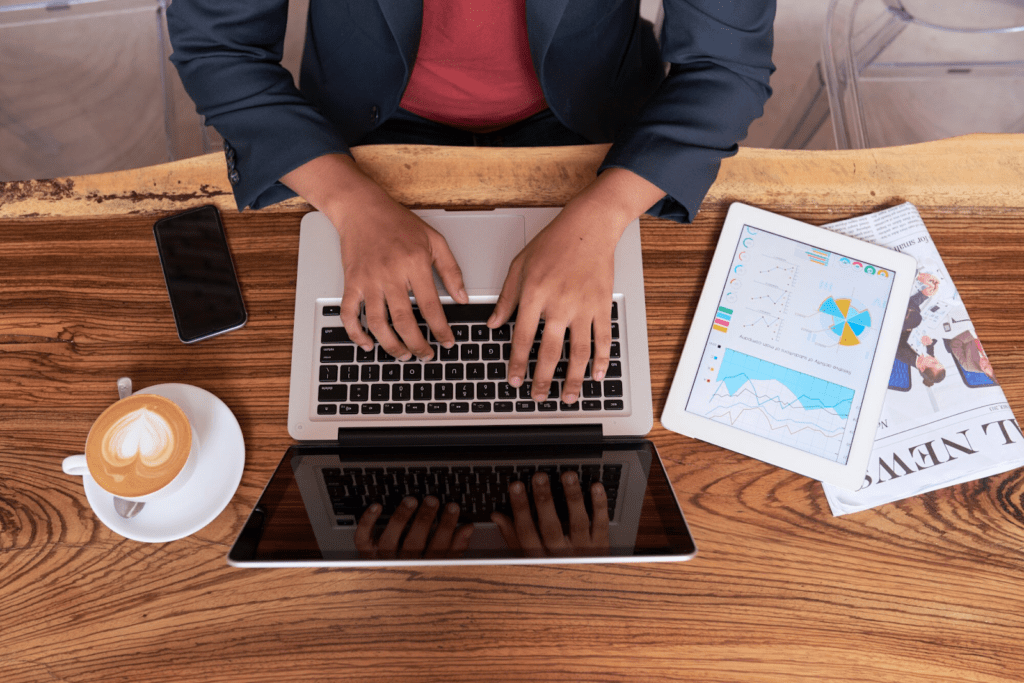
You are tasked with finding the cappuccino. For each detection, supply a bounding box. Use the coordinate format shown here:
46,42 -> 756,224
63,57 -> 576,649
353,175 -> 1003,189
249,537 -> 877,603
85,394 -> 192,498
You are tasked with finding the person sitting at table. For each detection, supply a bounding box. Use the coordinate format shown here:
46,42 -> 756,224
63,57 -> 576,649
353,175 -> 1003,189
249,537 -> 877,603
354,470 -> 609,560
166,0 -> 776,405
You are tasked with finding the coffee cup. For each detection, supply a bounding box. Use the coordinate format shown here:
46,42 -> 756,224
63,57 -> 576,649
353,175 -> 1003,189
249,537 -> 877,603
63,393 -> 200,503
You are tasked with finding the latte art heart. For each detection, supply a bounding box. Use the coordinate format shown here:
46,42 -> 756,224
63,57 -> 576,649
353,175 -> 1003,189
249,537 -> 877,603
86,394 -> 193,498
102,408 -> 177,467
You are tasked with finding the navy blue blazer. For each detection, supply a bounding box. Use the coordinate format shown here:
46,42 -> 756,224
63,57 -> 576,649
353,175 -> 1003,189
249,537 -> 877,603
168,0 -> 774,221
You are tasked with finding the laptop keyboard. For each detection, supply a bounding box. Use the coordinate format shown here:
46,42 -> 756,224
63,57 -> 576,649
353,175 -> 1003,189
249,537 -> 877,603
322,461 -> 621,527
314,299 -> 628,419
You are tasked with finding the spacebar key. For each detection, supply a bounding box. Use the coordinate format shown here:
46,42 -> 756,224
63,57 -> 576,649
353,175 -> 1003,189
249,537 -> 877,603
431,304 -> 516,324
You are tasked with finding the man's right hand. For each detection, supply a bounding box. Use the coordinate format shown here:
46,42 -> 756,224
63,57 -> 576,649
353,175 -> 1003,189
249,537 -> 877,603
282,154 -> 468,360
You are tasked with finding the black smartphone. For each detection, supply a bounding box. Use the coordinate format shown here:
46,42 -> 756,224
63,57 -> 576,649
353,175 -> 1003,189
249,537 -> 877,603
153,205 -> 247,343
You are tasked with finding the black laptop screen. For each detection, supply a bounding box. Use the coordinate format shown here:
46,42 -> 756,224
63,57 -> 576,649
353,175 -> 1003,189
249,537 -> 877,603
229,441 -> 696,566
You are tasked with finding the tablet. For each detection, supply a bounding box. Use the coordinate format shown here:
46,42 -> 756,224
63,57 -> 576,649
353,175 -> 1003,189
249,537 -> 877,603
661,203 -> 917,490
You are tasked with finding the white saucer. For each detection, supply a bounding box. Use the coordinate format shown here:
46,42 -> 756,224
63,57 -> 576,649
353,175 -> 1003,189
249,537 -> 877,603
82,383 -> 245,543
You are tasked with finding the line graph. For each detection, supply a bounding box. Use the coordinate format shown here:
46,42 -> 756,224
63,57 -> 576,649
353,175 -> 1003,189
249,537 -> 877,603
702,349 -> 855,462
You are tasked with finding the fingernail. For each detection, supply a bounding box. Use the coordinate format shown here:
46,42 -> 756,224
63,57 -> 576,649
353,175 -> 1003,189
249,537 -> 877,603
535,472 -> 547,485
403,497 -> 417,508
425,496 -> 438,508
443,340 -> 455,349
594,370 -> 605,381
458,288 -> 468,301
564,394 -> 578,404
564,471 -> 577,485
447,502 -> 461,514
370,503 -> 382,513
510,481 -> 524,494
592,483 -> 605,498
399,353 -> 412,361
486,315 -> 496,326
361,344 -> 374,352
510,376 -> 522,388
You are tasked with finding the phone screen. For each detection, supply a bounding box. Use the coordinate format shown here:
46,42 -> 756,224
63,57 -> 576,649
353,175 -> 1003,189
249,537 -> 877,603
153,205 -> 247,343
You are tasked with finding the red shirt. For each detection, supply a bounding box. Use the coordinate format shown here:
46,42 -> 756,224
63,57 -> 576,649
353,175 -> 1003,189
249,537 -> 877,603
399,0 -> 548,132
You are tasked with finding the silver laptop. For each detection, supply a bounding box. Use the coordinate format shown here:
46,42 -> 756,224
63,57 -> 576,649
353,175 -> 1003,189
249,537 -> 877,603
228,209 -> 696,567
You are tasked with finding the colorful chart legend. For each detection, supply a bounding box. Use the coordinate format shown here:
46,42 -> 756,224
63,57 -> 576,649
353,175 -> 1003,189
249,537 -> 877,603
713,306 -> 732,333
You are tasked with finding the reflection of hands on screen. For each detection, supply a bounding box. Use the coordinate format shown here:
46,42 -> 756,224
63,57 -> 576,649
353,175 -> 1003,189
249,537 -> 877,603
491,471 -> 610,557
355,496 -> 474,560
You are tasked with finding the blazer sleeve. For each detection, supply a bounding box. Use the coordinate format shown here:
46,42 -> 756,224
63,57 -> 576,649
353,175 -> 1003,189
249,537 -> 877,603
599,0 -> 776,223
166,0 -> 350,210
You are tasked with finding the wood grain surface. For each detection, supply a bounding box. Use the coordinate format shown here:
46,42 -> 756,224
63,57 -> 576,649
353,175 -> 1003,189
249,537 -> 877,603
2,140 -> 1024,682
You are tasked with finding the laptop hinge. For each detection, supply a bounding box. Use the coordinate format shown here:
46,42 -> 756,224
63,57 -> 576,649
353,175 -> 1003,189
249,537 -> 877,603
335,425 -> 603,448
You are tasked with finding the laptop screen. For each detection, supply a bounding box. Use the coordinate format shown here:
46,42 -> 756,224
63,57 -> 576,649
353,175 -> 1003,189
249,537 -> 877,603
228,441 -> 696,566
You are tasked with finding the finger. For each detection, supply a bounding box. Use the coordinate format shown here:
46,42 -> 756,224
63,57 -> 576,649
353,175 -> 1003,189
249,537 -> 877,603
400,496 -> 441,558
507,304 -> 540,390
590,482 -> 610,551
509,480 -> 544,557
561,471 -> 591,546
365,294 -> 411,361
531,321 -> 566,403
426,502 -> 462,558
490,512 -> 521,551
385,287 -> 432,360
532,472 -> 571,555
354,503 -> 383,556
410,273 -> 455,350
590,311 -> 612,382
376,496 -> 419,556
447,524 -> 475,558
429,230 -> 468,305
561,321 -> 591,404
488,259 -> 523,328
341,289 -> 374,351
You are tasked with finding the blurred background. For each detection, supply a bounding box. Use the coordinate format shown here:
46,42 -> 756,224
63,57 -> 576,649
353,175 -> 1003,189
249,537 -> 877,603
2,0 -> 1022,181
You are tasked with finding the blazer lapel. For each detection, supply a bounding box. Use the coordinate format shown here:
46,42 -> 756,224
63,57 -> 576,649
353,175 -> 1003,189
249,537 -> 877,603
525,0 -> 571,75
377,0 -> 423,74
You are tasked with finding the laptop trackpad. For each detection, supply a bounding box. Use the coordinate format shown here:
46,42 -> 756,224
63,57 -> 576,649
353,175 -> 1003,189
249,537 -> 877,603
421,214 -> 526,295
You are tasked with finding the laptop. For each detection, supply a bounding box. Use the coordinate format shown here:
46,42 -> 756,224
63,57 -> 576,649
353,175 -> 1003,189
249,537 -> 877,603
228,208 -> 697,566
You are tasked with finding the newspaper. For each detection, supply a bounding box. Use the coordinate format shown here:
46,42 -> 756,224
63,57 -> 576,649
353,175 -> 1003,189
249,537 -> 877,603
821,203 -> 1024,515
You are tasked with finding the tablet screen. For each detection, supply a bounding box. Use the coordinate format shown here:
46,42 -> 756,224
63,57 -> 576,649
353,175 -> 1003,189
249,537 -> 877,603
684,225 -> 898,465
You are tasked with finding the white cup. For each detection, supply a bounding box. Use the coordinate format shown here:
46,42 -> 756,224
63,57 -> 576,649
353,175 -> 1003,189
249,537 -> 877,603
62,397 -> 201,503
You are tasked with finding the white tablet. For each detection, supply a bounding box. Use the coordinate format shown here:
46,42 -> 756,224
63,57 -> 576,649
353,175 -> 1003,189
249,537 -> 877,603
661,203 -> 917,490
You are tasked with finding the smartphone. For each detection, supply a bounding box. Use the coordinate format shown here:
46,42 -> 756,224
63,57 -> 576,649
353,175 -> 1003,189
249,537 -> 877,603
153,205 -> 247,343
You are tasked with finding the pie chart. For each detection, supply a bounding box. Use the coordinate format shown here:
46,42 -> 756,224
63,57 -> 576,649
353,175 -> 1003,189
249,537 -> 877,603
819,297 -> 872,346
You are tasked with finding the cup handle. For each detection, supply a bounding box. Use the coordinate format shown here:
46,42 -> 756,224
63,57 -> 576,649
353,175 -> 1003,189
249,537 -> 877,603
62,455 -> 88,476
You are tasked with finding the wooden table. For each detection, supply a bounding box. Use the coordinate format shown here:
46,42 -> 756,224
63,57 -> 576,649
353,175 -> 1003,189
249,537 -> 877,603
2,136 -> 1023,682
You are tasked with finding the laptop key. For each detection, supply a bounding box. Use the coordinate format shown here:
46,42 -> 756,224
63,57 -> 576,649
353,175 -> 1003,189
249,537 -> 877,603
382,364 -> 401,381
477,382 -> 496,400
338,404 -> 359,415
424,363 -> 443,380
445,364 -> 464,381
350,384 -> 369,402
405,403 -> 425,414
321,327 -> 351,343
338,365 -> 359,382
494,401 -> 514,412
450,402 -> 469,413
582,400 -> 601,411
451,325 -> 470,342
609,341 -> 620,359
318,385 -> 348,402
440,345 -> 459,361
582,381 -> 602,398
361,403 -> 381,414
456,383 -> 474,400
361,365 -> 380,382
321,346 -> 355,363
498,382 -> 517,399
482,343 -> 501,361
471,325 -> 490,341
392,383 -> 411,401
377,347 -> 396,362
538,401 -> 558,411
383,403 -> 403,414
370,384 -> 389,401
603,399 -> 624,410
317,404 -> 337,415
471,402 -> 491,413
606,361 -> 622,378
413,383 -> 431,401
487,362 -> 506,380
434,383 -> 454,400
461,344 -> 480,361
319,365 -> 338,382
356,346 -> 376,362
559,401 -> 579,411
515,401 -> 536,412
502,343 -> 512,360
427,402 -> 447,413
492,324 -> 511,341
403,364 -> 422,381
604,380 -> 623,397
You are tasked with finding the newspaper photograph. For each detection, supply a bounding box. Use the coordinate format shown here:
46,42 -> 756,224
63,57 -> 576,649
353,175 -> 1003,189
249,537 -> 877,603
821,203 -> 1024,515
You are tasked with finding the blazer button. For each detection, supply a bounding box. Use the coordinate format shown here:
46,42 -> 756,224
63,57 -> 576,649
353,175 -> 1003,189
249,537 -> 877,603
370,105 -> 379,124
228,169 -> 240,185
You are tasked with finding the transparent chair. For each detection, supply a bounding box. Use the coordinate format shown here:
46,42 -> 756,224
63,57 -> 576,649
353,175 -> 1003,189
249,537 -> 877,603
773,0 -> 1024,149
0,0 -> 215,181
